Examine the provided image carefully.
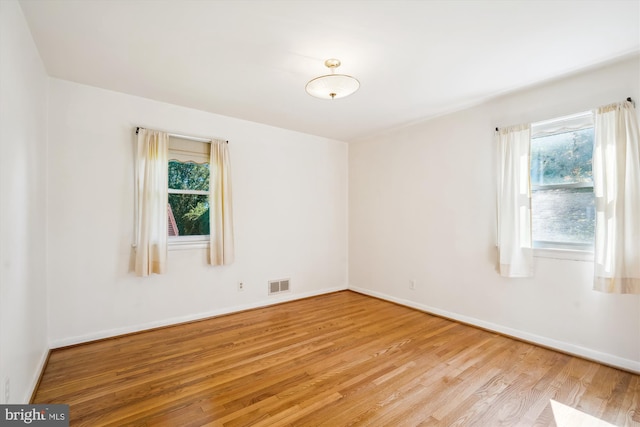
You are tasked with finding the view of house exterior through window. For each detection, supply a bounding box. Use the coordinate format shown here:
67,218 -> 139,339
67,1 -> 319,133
530,123 -> 595,250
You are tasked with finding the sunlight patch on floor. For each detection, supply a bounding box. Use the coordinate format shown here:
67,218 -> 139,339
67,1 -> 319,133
550,399 -> 616,427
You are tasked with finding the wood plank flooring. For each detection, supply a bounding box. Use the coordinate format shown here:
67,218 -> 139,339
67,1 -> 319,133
33,291 -> 640,426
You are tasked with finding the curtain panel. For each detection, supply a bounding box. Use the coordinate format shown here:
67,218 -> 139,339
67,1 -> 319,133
593,100 -> 640,294
496,124 -> 534,278
209,140 -> 235,266
134,129 -> 169,276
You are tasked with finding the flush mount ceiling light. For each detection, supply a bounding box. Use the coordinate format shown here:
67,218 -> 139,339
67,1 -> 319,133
305,59 -> 360,100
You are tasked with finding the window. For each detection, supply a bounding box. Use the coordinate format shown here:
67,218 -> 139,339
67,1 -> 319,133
167,136 -> 210,245
530,112 -> 594,252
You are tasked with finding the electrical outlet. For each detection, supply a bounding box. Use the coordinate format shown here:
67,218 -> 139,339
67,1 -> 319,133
238,282 -> 244,291
410,280 -> 416,290
4,377 -> 9,403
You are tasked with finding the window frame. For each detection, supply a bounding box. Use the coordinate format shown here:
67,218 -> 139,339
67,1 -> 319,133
529,111 -> 595,258
167,136 -> 211,250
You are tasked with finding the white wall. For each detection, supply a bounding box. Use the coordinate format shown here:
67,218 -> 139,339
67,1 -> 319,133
349,55 -> 640,372
0,0 -> 49,403
46,79 -> 348,346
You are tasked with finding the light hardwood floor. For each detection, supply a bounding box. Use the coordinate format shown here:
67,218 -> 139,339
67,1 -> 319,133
33,291 -> 639,426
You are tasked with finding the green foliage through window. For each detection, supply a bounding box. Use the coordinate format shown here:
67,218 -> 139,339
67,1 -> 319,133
168,161 -> 210,236
168,161 -> 210,191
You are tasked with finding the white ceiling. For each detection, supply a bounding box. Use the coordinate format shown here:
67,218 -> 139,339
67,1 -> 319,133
19,0 -> 640,142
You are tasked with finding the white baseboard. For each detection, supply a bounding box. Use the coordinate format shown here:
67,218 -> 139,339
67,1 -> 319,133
50,285 -> 347,349
348,285 -> 640,374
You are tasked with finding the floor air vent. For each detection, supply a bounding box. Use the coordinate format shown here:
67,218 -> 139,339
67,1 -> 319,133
269,279 -> 290,295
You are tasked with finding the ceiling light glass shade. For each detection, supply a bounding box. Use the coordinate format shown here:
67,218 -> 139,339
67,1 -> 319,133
305,74 -> 360,100
305,58 -> 360,100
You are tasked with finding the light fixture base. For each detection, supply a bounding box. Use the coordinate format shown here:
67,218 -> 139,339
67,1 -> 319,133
324,59 -> 341,69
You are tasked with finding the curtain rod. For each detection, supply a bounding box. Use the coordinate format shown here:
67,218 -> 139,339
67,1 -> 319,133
135,127 -> 228,144
495,97 -> 635,132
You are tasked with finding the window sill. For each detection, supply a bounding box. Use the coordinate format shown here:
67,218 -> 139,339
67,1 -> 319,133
533,247 -> 593,262
168,239 -> 209,251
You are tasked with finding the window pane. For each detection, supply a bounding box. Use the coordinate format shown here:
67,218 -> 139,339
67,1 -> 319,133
531,187 -> 594,246
168,160 -> 210,191
531,128 -> 593,186
168,194 -> 210,236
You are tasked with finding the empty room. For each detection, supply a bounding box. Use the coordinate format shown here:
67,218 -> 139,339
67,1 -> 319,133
1,0 -> 639,425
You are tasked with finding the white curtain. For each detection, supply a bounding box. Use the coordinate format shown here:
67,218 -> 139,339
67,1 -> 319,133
593,100 -> 640,294
496,124 -> 533,278
209,140 -> 235,266
135,129 -> 169,276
